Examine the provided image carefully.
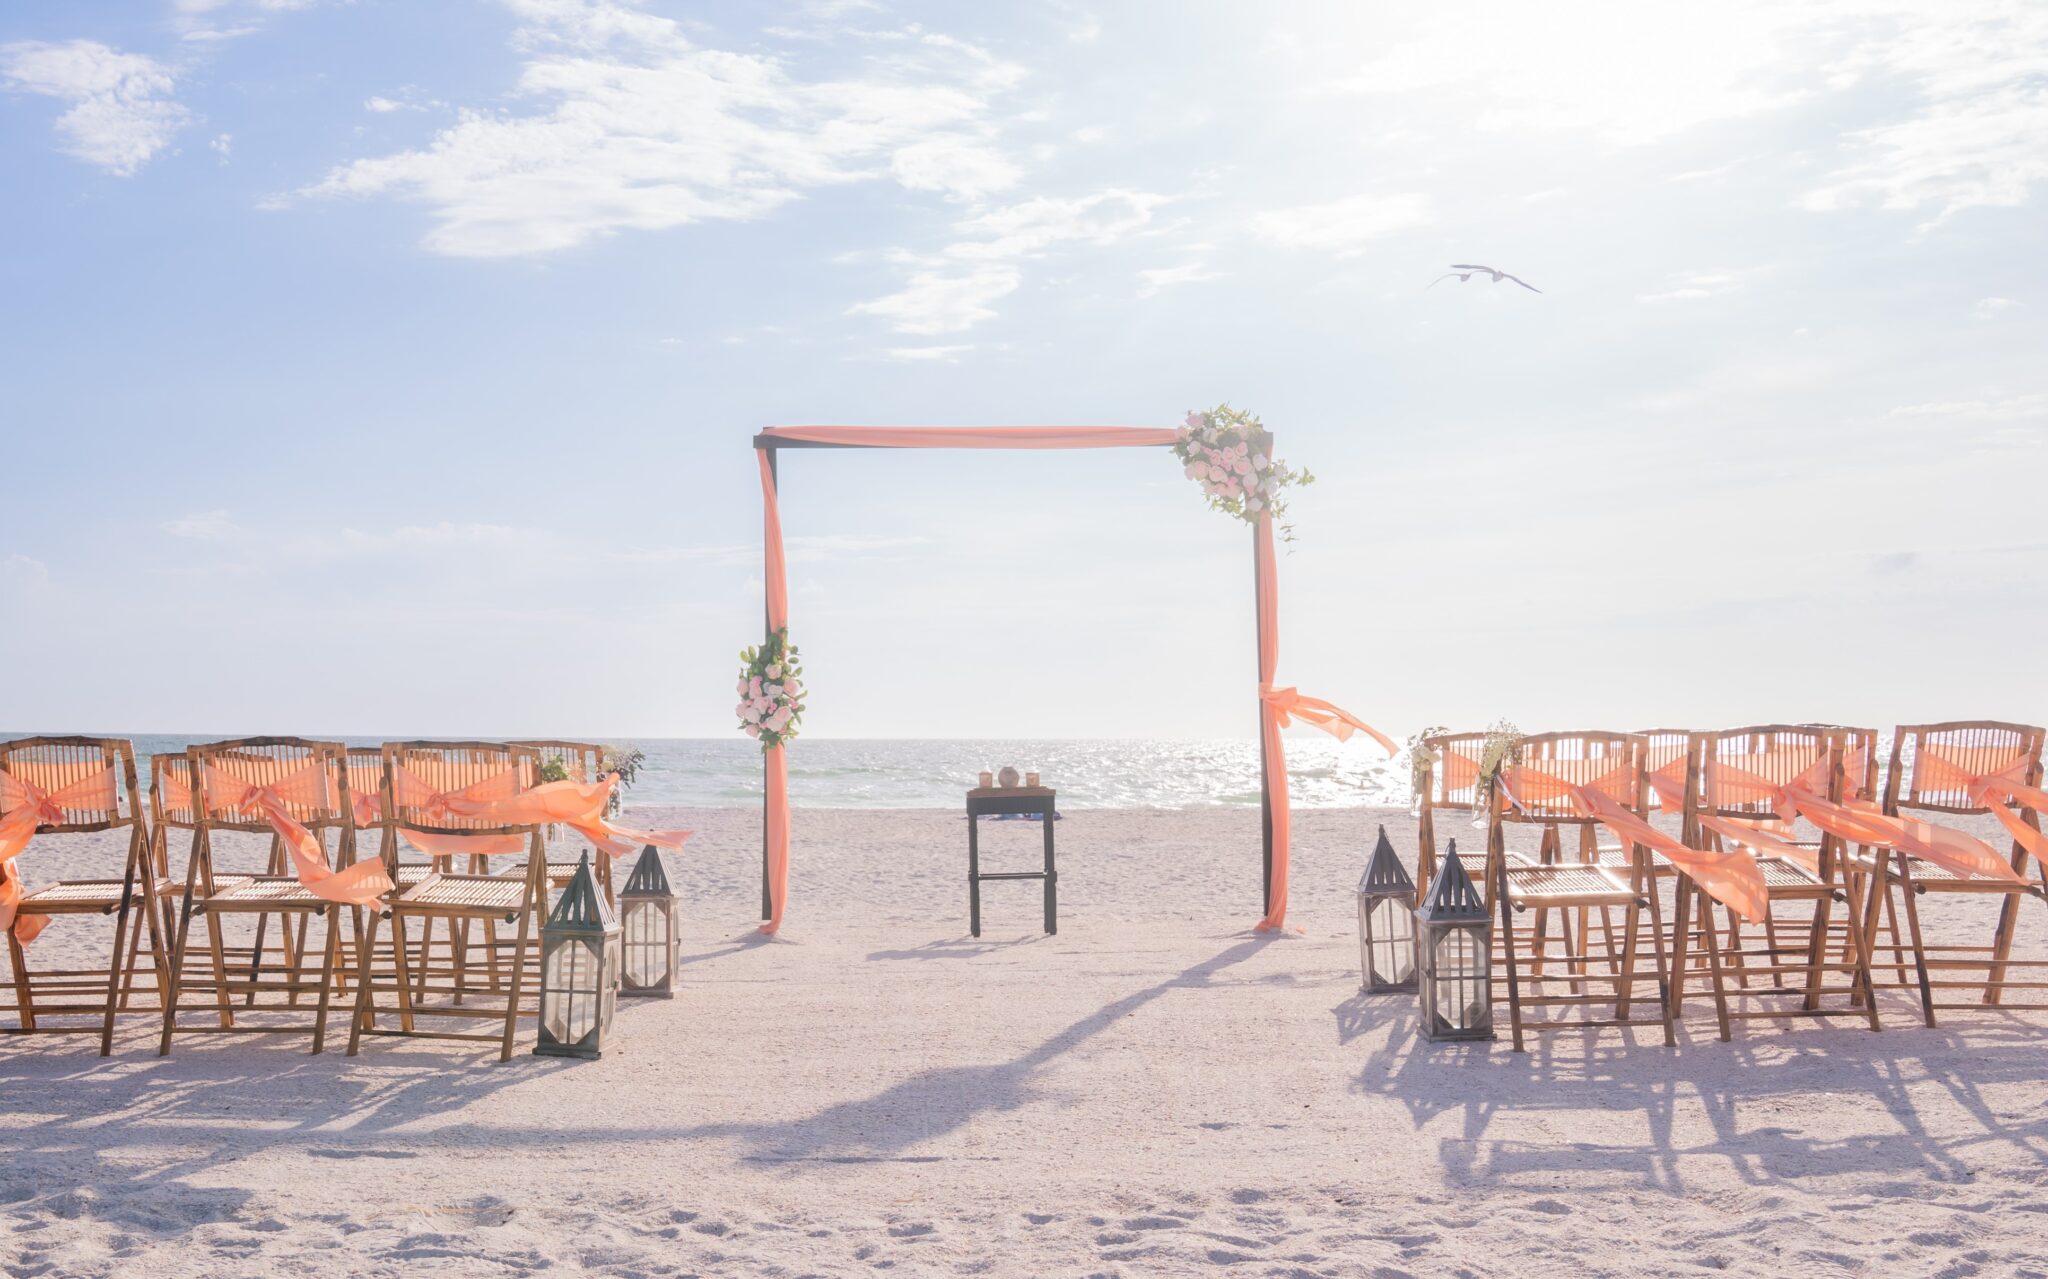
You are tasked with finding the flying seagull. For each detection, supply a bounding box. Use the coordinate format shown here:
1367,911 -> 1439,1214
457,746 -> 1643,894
1431,264 -> 1542,293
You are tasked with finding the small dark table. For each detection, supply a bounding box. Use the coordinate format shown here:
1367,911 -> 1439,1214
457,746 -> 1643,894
965,786 -> 1057,937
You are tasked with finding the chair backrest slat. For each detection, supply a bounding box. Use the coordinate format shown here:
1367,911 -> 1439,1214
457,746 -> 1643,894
1887,720 -> 2046,816
0,735 -> 139,833
383,741 -> 544,836
1695,724 -> 1833,820
188,737 -> 349,832
1496,731 -> 1648,823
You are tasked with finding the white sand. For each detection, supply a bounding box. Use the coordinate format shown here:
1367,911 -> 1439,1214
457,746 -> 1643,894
5,804 -> 2048,1277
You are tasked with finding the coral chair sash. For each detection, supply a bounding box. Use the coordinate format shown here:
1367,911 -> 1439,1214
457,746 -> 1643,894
1259,686 -> 1397,755
1439,746 -> 1481,796
1914,745 -> 2048,868
0,766 -> 116,943
1499,762 -> 1769,920
390,766 -> 689,862
1710,754 -> 2020,884
202,762 -> 393,905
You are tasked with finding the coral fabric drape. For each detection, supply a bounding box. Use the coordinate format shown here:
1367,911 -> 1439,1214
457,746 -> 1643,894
754,425 -> 1383,935
1915,745 -> 2048,868
1709,752 -> 2020,884
0,766 -> 118,943
1498,761 -> 1770,921
389,766 -> 689,862
201,762 -> 393,906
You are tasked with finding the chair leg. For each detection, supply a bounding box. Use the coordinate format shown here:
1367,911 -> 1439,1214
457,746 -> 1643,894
158,894 -> 198,1056
311,908 -> 340,1055
390,912 -> 418,1034
6,928 -> 36,1033
1699,889 -> 1732,1042
499,906 -> 536,1063
1496,866 -> 1525,1054
347,909 -> 382,1057
1645,879 -> 1675,1047
1894,868 -> 1935,1027
1668,877 -> 1692,1024
100,899 -> 137,1057
1985,889 -> 2023,1007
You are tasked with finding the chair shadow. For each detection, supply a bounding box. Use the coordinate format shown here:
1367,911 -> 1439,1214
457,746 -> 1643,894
1346,996 -> 2048,1199
865,935 -> 1051,962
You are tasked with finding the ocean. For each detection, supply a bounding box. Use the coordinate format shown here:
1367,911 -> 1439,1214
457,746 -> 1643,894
67,735 -> 1414,810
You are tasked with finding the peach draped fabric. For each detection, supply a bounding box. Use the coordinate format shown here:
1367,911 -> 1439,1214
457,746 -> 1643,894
0,766 -> 117,943
202,762 -> 393,906
755,425 -> 1383,935
759,426 -> 1180,450
1709,751 -> 2021,884
1915,745 -> 2048,868
1646,742 -> 1689,811
1499,761 -> 1770,920
389,765 -> 689,863
1440,746 -> 1481,796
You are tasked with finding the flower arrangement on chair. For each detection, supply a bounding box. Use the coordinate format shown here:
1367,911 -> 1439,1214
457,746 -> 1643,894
1173,403 -> 1315,537
737,628 -> 806,749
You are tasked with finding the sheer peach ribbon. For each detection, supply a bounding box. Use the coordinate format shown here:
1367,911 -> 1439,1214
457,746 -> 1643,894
1499,762 -> 1769,921
0,767 -> 116,943
1694,749 -> 1835,875
389,766 -> 689,861
1259,686 -> 1397,755
1646,744 -> 1689,811
1440,747 -> 1481,795
202,762 -> 393,905
1709,753 -> 2020,884
1913,745 -> 2048,869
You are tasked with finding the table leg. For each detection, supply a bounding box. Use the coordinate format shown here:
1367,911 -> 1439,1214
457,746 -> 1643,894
1043,803 -> 1057,935
968,814 -> 982,938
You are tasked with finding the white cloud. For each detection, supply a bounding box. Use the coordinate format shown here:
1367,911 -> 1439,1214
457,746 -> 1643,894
1325,2 -> 1805,145
365,96 -> 405,113
848,266 -> 1020,335
291,0 -> 1025,257
1247,192 -> 1430,256
885,344 -> 975,362
210,132 -> 232,160
163,510 -> 239,540
1799,6 -> 2048,223
1974,296 -> 2023,319
1,553 -> 50,588
1889,394 -> 2048,422
0,40 -> 190,175
1137,262 -> 1223,298
849,189 -> 1166,333
1636,269 -> 1748,303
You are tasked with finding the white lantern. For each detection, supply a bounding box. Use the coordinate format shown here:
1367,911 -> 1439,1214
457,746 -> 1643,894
1414,839 -> 1493,1042
535,853 -> 620,1059
1357,825 -> 1417,993
620,844 -> 680,999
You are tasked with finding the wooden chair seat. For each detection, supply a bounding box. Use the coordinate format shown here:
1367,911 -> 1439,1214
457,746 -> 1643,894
19,878 -> 178,912
1755,856 -> 1826,891
203,876 -> 331,909
395,873 -> 528,919
1503,863 -> 1638,907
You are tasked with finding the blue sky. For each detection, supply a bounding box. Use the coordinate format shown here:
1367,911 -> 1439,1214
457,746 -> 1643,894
2,0 -> 2043,740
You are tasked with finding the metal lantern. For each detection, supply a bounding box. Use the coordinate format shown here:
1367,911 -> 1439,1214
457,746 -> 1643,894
535,852 -> 621,1059
619,844 -> 680,999
1414,838 -> 1493,1042
1357,824 -> 1417,993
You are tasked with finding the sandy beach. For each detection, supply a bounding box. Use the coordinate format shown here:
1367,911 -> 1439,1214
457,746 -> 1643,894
4,804 -> 2046,1277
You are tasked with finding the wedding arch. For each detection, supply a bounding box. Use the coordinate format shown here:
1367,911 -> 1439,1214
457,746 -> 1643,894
745,421 -> 1390,936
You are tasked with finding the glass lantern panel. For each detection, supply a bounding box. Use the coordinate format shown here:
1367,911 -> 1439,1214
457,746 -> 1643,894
1430,925 -> 1490,1030
1367,897 -> 1414,984
543,937 -> 602,1043
623,899 -> 668,988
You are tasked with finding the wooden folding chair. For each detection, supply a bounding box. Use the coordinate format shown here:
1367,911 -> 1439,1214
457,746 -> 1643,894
349,741 -> 550,1062
0,737 -> 162,1055
509,740 -> 614,900
1858,721 -> 2048,1025
1415,731 -> 1492,888
157,738 -> 363,1055
1484,732 -> 1673,1052
1669,725 -> 1880,1039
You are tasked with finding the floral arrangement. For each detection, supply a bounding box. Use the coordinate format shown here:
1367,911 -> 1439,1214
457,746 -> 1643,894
1474,719 -> 1525,814
1172,403 -> 1314,537
1407,724 -> 1450,800
736,628 -> 806,750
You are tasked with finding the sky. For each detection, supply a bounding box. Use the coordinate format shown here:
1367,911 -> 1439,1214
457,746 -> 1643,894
1,0 -> 2043,741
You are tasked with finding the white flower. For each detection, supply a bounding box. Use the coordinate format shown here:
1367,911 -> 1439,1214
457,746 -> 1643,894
765,663 -> 782,679
763,683 -> 782,700
744,703 -> 764,723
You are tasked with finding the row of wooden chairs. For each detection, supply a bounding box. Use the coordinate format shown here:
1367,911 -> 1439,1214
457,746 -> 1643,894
0,735 -> 613,1060
1414,721 -> 2048,1051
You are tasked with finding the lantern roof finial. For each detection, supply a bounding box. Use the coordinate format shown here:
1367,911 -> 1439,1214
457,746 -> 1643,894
622,844 -> 673,897
1417,838 -> 1487,921
1358,825 -> 1414,894
547,852 -> 617,932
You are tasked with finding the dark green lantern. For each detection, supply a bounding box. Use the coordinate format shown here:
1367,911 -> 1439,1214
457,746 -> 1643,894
1414,839 -> 1493,1042
1357,825 -> 1417,993
620,844 -> 680,998
535,852 -> 620,1059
